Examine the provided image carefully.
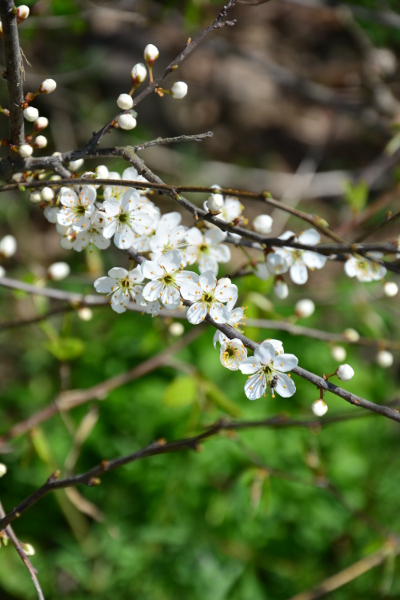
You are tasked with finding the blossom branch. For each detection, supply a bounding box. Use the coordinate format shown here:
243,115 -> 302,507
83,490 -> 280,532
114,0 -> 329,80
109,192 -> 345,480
0,0 -> 25,148
85,1 -> 237,148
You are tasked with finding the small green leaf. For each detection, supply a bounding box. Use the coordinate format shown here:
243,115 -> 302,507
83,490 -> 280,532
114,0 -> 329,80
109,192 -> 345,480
163,376 -> 197,407
46,337 -> 85,361
344,181 -> 369,214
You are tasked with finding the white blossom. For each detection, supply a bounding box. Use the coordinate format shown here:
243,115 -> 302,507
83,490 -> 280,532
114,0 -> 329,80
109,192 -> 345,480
171,81 -> 188,99
23,106 -> 38,122
206,193 -> 224,213
254,263 -> 270,280
94,266 -> 145,314
220,338 -> 247,370
142,250 -> 199,310
95,165 -> 109,180
336,364 -> 354,381
101,189 -> 155,249
48,262 -> 70,281
185,270 -> 238,325
34,135 -> 47,149
77,307 -> 93,321
43,205 -> 60,223
269,229 -> 327,284
169,322 -> 184,336
117,94 -> 134,110
213,297 -> 245,348
239,341 -> 298,400
34,117 -> 48,132
253,214 -> 273,235
376,350 -> 393,368
57,185 -> 96,232
185,227 -> 230,274
41,186 -> 54,202
344,253 -> 386,282
149,217 -> 188,262
68,158 -> 84,172
0,235 -> 17,258
73,212 -> 110,252
343,328 -> 360,342
29,191 -> 42,204
295,299 -> 315,318
312,399 -> 328,416
0,463 -> 6,477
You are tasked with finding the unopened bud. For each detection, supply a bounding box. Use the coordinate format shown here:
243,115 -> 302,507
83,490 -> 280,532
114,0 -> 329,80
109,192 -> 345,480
343,328 -> 360,342
34,117 -> 48,132
143,44 -> 159,65
95,165 -> 109,179
19,144 -> 33,157
34,135 -> 47,149
23,106 -> 38,122
376,350 -> 393,368
131,63 -> 147,85
274,278 -> 289,299
295,299 -> 315,318
311,399 -> 328,417
39,79 -> 57,94
171,81 -> 188,99
78,307 -> 93,321
20,543 -> 35,556
331,345 -> 346,362
253,214 -> 273,235
336,364 -> 354,381
0,235 -> 17,258
41,186 -> 54,202
29,191 -> 42,204
0,463 -> 6,477
169,322 -> 184,336
48,262 -> 70,281
68,158 -> 84,172
117,113 -> 137,130
206,193 -> 224,212
384,281 -> 398,297
117,93 -> 133,110
16,5 -> 30,23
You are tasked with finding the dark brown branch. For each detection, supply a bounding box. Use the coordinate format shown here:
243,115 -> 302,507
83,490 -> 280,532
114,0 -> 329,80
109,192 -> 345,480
0,501 -> 45,600
85,2 -> 237,148
0,0 -> 24,148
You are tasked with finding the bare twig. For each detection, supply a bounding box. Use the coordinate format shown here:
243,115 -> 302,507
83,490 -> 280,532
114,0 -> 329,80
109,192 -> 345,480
0,501 -> 45,600
0,0 -> 25,148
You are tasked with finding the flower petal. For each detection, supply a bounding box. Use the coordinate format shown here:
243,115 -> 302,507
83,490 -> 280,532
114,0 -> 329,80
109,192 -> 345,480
244,372 -> 266,400
273,353 -> 298,372
275,373 -> 296,397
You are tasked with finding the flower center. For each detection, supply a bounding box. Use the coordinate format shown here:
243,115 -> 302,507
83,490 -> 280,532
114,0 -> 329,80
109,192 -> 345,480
199,244 -> 209,254
118,212 -> 129,224
202,291 -> 214,305
74,204 -> 86,216
162,274 -> 174,285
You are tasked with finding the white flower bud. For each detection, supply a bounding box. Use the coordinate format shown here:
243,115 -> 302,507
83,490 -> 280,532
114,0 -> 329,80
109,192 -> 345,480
255,263 -> 270,280
23,106 -> 38,122
39,79 -> 57,94
131,63 -> 147,84
331,345 -> 346,362
43,205 -> 59,223
117,113 -> 137,130
343,328 -> 360,342
274,279 -> 289,299
34,135 -> 47,149
16,5 -> 29,21
311,399 -> 328,417
171,81 -> 188,99
59,236 -> 74,250
48,262 -> 70,281
169,322 -> 184,336
253,214 -> 273,235
12,172 -> 23,182
0,463 -> 7,477
384,281 -> 398,297
41,186 -> 55,202
68,158 -> 84,172
336,364 -> 354,381
143,44 -> 159,65
19,144 -> 33,158
217,277 -> 232,287
0,265 -> 5,278
95,165 -> 109,179
78,307 -> 93,321
50,175 -> 61,181
376,350 -> 393,368
295,299 -> 315,318
117,93 -> 133,110
206,193 -> 224,212
29,191 -> 42,204
0,235 -> 17,258
20,543 -> 35,556
34,117 -> 48,132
